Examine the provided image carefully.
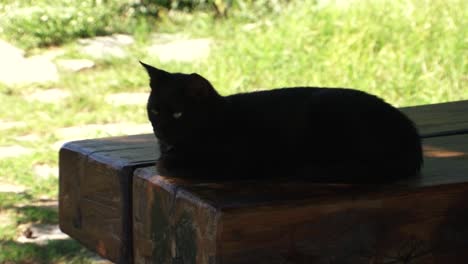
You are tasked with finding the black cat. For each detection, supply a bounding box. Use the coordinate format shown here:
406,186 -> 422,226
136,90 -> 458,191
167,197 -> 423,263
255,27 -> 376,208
141,62 -> 423,183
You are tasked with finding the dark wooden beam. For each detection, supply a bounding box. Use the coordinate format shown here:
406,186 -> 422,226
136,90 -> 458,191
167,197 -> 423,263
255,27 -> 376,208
402,100 -> 468,138
133,134 -> 468,263
58,100 -> 468,263
59,134 -> 158,263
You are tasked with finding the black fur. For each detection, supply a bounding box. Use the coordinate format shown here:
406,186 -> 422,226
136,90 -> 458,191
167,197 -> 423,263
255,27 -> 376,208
141,62 -> 423,183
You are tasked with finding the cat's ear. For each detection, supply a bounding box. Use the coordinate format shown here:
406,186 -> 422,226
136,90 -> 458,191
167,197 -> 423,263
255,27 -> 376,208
140,61 -> 169,84
186,73 -> 219,97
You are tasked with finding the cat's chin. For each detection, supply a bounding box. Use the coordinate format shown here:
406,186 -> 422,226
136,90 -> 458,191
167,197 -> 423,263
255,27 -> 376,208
156,157 -> 190,178
156,158 -> 173,173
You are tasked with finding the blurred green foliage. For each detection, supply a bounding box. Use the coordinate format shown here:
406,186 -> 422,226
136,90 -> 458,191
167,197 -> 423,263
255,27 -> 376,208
0,1 -> 129,49
0,0 -> 289,49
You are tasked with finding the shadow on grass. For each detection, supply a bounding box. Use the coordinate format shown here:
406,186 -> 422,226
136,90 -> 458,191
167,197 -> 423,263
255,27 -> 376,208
0,192 -> 34,208
0,192 -> 98,263
0,238 -> 96,264
14,205 -> 58,225
0,192 -> 58,224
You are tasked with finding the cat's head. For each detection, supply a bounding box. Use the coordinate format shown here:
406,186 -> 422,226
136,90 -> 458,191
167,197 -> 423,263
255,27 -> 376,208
141,61 -> 221,145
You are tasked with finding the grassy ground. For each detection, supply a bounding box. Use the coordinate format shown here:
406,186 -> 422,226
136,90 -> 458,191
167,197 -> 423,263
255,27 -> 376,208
0,0 -> 466,263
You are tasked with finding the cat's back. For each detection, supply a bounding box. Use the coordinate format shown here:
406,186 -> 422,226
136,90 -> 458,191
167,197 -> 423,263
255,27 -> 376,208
222,86 -> 418,153
221,86 -> 396,149
224,87 -> 388,116
220,87 -> 422,182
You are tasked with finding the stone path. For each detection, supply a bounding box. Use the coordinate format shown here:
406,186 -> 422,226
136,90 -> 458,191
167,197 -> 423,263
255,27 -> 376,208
0,32 -> 213,86
0,40 -> 58,86
56,59 -> 95,72
26,88 -> 70,103
14,134 -> 40,142
0,146 -> 32,158
6,199 -> 110,262
0,181 -> 26,193
0,39 -> 24,60
17,228 -> 112,263
78,34 -> 134,59
16,223 -> 68,245
0,120 -> 32,158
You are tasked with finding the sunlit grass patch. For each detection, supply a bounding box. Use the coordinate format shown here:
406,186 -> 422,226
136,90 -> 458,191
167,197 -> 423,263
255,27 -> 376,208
0,0 -> 465,263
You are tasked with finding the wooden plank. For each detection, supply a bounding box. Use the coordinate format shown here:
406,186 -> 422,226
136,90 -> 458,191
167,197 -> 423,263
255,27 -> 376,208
59,134 -> 158,263
133,134 -> 468,263
401,99 -> 468,137
59,99 -> 468,262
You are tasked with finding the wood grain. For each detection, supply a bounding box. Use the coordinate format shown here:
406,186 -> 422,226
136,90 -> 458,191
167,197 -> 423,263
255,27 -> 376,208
59,134 -> 158,263
133,134 -> 468,263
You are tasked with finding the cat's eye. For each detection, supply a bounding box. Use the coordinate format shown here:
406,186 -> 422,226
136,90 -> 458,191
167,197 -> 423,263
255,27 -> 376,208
173,112 -> 183,119
150,109 -> 159,115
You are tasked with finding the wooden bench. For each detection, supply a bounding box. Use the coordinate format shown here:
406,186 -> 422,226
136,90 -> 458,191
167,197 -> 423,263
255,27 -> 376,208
59,100 -> 468,264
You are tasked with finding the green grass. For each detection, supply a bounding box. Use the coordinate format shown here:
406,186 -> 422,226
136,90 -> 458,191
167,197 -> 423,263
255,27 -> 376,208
0,240 -> 96,264
0,0 -> 466,263
0,0 -> 157,50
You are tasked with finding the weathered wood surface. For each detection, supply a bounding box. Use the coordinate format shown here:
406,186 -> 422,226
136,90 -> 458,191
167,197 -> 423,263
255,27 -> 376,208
59,134 -> 158,263
401,100 -> 468,137
58,99 -> 468,263
133,134 -> 468,264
